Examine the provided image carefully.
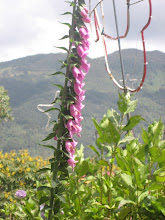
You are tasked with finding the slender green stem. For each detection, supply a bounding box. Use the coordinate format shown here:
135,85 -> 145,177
48,1 -> 77,219
100,148 -> 103,205
108,144 -> 117,218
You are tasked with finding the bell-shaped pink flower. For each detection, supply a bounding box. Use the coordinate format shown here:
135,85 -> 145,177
77,45 -> 86,58
67,119 -> 78,138
82,39 -> 91,50
75,115 -> 84,124
80,58 -> 91,73
75,101 -> 85,110
67,155 -> 78,171
82,16 -> 91,23
74,82 -> 83,95
70,104 -> 81,118
80,9 -> 87,18
72,66 -> 80,79
83,6 -> 89,13
65,140 -> 78,156
79,27 -> 90,40
76,95 -> 86,102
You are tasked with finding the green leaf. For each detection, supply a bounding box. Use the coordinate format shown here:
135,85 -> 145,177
52,71 -> 65,76
59,22 -> 71,28
117,92 -> 127,114
39,144 -> 56,150
61,114 -> 73,120
55,46 -> 69,53
77,160 -> 89,176
108,119 -> 120,144
123,115 -> 144,131
92,117 -> 103,137
118,136 -> 135,145
51,180 -> 58,188
88,145 -> 100,157
37,186 -> 51,192
37,168 -> 50,173
98,159 -> 109,166
107,108 -> 120,127
125,100 -> 137,114
120,173 -> 133,187
156,176 -> 165,182
51,82 -> 64,90
138,191 -> 149,203
42,133 -> 55,141
147,182 -> 164,190
61,12 -> 72,15
56,195 -> 66,203
44,108 -> 60,113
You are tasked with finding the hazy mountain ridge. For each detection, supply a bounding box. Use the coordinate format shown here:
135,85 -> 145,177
0,49 -> 164,156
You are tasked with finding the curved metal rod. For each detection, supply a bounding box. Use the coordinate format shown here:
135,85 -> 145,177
93,0 -> 152,92
102,4 -> 130,40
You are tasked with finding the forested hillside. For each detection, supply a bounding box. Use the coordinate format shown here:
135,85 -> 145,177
0,49 -> 164,156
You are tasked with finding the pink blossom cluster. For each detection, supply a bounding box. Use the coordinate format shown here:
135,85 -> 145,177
66,5 -> 91,171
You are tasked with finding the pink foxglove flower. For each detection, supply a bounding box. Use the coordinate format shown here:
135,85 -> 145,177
65,140 -> 78,156
72,67 -> 85,83
75,102 -> 85,110
77,45 -> 86,58
75,115 -> 84,124
82,39 -> 91,50
80,58 -> 91,73
72,66 -> 80,79
74,82 -> 83,95
83,6 -> 89,13
70,104 -> 81,118
67,155 -> 78,171
67,119 -> 78,137
79,27 -> 90,40
67,119 -> 82,138
76,95 -> 85,102
80,9 -> 87,18
82,16 -> 91,23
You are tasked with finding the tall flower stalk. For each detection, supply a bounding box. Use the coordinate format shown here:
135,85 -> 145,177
38,0 -> 91,219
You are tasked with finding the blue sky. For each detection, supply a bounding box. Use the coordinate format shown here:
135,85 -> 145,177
0,0 -> 164,62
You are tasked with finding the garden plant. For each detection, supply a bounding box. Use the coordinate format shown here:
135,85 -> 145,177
0,0 -> 165,219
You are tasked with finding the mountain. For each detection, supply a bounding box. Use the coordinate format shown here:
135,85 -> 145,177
0,49 -> 165,157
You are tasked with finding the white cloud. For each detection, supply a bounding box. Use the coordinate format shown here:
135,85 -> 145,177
0,0 -> 164,62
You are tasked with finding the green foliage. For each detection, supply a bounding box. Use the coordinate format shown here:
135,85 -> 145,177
0,86 -> 13,122
0,92 -> 165,219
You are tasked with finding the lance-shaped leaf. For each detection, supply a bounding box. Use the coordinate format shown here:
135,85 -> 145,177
44,108 -> 60,113
52,71 -> 65,76
61,12 -> 72,15
118,136 -> 135,145
39,144 -> 56,151
122,115 -> 145,131
42,133 -> 55,141
125,100 -> 138,114
120,173 -> 133,187
55,46 -> 69,53
59,21 -> 71,28
37,186 -> 51,192
37,167 -> 51,173
92,117 -> 103,137
39,196 -> 50,205
51,82 -> 64,90
88,145 -> 100,157
107,108 -> 120,127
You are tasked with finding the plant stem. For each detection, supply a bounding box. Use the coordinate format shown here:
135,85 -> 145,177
100,148 -> 103,205
108,144 -> 116,218
48,1 -> 77,219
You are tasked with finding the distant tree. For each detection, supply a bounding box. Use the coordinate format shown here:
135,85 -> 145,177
0,86 -> 14,122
